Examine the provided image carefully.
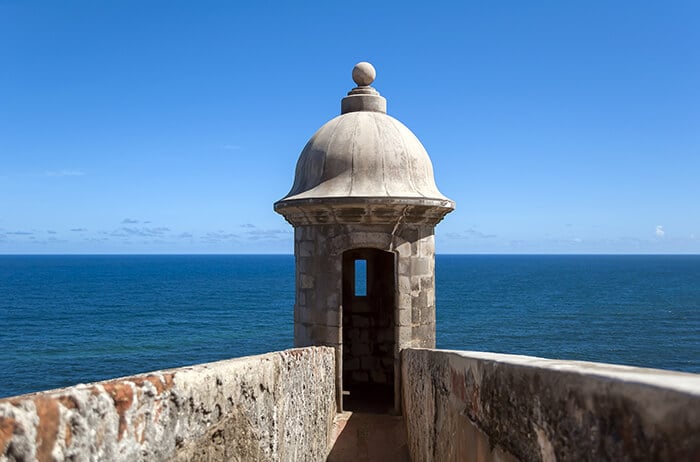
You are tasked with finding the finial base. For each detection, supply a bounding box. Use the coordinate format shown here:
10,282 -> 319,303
341,94 -> 387,114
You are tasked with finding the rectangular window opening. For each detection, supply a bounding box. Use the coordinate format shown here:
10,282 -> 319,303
355,259 -> 367,296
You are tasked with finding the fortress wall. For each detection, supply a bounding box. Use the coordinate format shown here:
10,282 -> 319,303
0,347 -> 336,462
402,348 -> 700,462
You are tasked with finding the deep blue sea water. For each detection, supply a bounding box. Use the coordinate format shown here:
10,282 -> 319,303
1,255 -> 698,398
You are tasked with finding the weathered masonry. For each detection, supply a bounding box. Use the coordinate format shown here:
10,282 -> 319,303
275,62 -> 454,413
0,348 -> 337,461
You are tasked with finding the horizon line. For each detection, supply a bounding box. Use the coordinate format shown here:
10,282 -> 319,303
0,253 -> 699,257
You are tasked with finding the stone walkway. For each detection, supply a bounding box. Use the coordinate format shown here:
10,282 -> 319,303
327,412 -> 410,461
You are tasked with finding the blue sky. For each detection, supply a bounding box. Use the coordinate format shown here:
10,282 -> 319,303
1,1 -> 698,254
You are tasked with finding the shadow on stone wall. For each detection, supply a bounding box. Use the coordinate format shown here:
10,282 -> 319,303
402,348 -> 700,462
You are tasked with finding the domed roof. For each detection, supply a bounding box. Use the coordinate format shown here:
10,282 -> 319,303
282,111 -> 450,201
275,62 -> 454,217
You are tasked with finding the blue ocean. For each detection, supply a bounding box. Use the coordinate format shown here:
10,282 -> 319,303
1,255 -> 698,398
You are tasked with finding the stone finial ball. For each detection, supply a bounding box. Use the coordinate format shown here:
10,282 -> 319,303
352,62 -> 376,86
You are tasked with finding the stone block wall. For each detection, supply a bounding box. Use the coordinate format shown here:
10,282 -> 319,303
342,298 -> 394,387
0,347 -> 336,462
402,348 -> 700,462
293,222 -> 437,411
293,223 -> 437,351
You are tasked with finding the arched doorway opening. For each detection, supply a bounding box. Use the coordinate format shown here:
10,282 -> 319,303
341,248 -> 396,413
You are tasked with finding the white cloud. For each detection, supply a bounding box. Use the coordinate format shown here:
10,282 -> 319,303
44,169 -> 85,177
110,227 -> 170,238
446,227 -> 497,240
244,228 -> 291,241
202,231 -> 239,243
655,225 -> 665,238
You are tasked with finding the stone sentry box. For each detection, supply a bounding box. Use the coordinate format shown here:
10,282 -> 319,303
275,62 -> 454,414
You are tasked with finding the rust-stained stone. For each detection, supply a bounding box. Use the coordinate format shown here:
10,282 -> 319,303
34,396 -> 60,462
57,395 -> 78,410
101,381 -> 134,441
63,423 -> 72,447
0,417 -> 16,454
131,374 -> 174,396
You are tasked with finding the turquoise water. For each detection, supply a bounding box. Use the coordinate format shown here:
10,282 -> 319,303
1,255 -> 698,398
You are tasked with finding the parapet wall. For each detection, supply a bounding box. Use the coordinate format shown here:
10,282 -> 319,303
402,348 -> 700,462
0,347 -> 336,462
